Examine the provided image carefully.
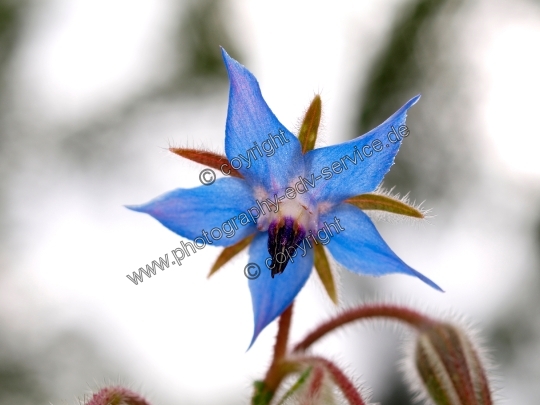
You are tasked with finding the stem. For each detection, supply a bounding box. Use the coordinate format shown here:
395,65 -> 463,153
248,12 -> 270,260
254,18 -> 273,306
253,303 -> 294,404
293,303 -> 436,352
273,303 -> 294,361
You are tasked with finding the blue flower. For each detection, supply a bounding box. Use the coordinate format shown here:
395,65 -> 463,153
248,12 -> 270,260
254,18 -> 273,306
128,48 -> 442,346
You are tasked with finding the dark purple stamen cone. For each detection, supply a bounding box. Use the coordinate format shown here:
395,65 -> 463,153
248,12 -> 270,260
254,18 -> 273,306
268,217 -> 306,277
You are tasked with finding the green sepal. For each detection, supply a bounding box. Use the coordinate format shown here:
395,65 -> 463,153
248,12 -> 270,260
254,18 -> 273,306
314,244 -> 338,304
251,380 -> 274,405
346,193 -> 424,218
208,234 -> 254,278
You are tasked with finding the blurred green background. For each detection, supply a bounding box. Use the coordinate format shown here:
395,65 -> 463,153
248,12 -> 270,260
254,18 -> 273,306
1,0 -> 539,404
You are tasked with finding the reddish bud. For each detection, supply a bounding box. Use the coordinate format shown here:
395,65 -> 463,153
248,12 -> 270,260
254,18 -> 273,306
413,322 -> 494,405
84,386 -> 151,405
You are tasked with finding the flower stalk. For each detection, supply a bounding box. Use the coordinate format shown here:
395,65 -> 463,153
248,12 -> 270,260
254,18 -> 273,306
253,304 -> 295,404
293,303 -> 437,352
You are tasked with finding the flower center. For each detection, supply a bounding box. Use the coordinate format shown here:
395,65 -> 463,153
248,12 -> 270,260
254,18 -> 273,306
267,217 -> 306,277
257,192 -> 318,277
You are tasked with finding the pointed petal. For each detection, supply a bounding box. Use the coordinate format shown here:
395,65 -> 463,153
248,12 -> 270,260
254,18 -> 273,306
126,178 -> 257,247
247,232 -> 314,347
304,96 -> 420,204
170,148 -> 243,179
221,48 -> 304,192
313,244 -> 338,304
320,203 -> 442,291
346,193 -> 424,218
208,234 -> 254,277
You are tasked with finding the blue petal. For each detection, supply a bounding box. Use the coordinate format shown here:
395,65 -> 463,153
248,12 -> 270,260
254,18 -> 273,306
126,178 -> 257,247
304,96 -> 420,204
247,232 -> 314,348
320,203 -> 443,291
221,48 -> 304,193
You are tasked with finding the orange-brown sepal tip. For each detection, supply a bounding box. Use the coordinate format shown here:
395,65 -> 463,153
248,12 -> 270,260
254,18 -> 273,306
169,148 -> 243,178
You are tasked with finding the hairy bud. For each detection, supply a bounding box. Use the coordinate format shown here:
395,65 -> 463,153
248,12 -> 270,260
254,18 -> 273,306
84,386 -> 151,405
274,365 -> 341,405
414,322 -> 493,405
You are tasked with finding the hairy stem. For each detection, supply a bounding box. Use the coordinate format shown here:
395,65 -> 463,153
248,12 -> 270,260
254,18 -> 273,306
252,304 -> 295,404
265,303 -> 294,389
293,303 -> 436,352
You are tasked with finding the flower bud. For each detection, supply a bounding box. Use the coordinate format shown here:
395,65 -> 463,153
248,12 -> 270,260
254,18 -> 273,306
414,322 -> 493,405
85,386 -> 151,405
274,365 -> 340,405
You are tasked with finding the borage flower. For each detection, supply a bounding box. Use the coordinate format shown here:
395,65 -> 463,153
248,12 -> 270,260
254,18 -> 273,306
128,48 -> 442,347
